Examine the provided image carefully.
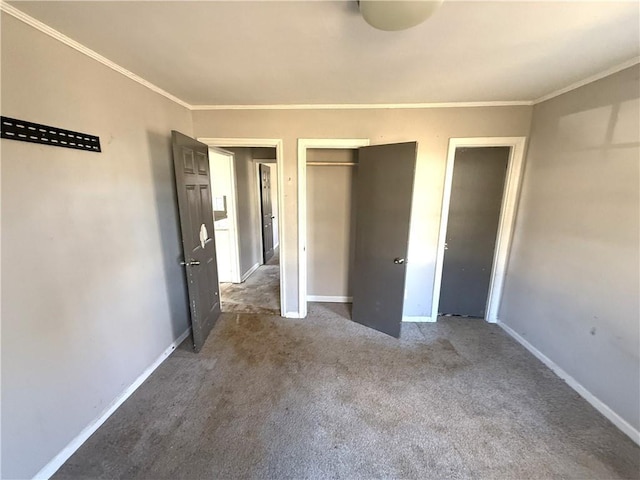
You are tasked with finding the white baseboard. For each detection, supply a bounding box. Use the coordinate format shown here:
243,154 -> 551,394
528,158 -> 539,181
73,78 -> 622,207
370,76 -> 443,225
497,320 -> 640,446
33,328 -> 192,479
241,262 -> 260,282
402,315 -> 435,323
285,311 -> 305,319
307,295 -> 352,303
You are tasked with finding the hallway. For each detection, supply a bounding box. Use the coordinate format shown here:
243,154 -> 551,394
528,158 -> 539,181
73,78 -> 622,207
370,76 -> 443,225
219,248 -> 280,315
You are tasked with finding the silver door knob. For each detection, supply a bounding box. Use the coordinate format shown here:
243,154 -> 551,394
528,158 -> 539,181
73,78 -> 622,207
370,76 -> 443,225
180,260 -> 201,266
394,258 -> 405,264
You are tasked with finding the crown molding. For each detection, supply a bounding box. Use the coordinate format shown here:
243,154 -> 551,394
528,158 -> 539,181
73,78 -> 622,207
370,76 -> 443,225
190,100 -> 534,111
3,1 -> 637,112
533,56 -> 640,105
0,1 -> 191,110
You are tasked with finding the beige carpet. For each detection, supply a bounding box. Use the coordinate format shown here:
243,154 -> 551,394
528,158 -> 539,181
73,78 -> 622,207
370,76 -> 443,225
53,303 -> 639,479
220,248 -> 280,315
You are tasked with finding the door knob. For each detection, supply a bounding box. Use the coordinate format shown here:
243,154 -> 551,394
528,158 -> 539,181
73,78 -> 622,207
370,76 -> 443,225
180,260 -> 201,266
394,258 -> 405,264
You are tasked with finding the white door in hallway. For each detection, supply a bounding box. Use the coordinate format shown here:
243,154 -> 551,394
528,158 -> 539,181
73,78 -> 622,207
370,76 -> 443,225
209,147 -> 241,283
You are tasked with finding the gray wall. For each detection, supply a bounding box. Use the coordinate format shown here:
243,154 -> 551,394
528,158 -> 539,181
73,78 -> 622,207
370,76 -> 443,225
193,106 -> 533,316
306,149 -> 358,298
226,148 -> 262,276
1,15 -> 193,479
251,147 -> 277,161
500,65 -> 640,431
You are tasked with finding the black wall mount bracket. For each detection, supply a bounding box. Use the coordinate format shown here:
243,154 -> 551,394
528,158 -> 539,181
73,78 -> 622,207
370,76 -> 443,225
1,116 -> 101,152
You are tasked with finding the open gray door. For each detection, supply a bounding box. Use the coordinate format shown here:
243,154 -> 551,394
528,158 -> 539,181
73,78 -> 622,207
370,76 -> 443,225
352,142 -> 417,338
172,131 -> 221,352
259,164 -> 274,263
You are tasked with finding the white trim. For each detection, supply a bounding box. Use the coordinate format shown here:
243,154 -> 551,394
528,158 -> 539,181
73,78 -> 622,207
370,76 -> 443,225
191,101 -> 533,111
198,138 -> 286,317
6,0 -> 635,113
497,321 -> 640,446
431,137 -> 527,323
32,328 -> 191,480
240,262 -> 260,282
402,316 -> 435,323
4,0 -> 636,113
229,153 -> 242,283
208,147 -> 242,284
298,139 -> 370,319
0,1 -> 190,110
254,162 -> 265,266
307,295 -> 353,303
199,138 -> 282,149
534,56 -> 640,104
284,311 -> 305,319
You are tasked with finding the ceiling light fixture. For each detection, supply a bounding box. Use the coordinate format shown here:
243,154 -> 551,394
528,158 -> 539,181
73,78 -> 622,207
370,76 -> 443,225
359,0 -> 444,31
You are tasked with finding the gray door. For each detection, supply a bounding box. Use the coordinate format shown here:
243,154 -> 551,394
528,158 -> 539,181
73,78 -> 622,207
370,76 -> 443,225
260,164 -> 274,263
439,147 -> 510,318
352,142 -> 417,338
172,131 -> 221,352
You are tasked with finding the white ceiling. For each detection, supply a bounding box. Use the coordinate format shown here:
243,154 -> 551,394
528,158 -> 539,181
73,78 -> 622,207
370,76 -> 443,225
7,1 -> 640,106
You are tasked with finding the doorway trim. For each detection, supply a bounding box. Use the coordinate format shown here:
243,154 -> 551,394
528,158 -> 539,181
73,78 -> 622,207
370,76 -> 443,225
297,138 -> 370,318
198,137 -> 287,318
431,137 -> 527,323
208,146 -> 242,284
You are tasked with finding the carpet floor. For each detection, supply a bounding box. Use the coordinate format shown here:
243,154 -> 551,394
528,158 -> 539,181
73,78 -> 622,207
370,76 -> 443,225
53,303 -> 639,479
220,248 -> 280,315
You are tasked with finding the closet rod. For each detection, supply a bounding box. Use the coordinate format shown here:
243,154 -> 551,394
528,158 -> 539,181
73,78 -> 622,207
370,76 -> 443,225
307,162 -> 358,166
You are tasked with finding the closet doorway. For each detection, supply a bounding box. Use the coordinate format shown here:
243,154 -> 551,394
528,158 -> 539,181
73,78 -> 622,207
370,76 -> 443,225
306,148 -> 359,304
298,139 -> 369,319
298,139 -> 418,337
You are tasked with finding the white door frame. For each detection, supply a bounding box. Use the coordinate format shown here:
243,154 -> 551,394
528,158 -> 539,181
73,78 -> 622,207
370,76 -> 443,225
297,138 -> 370,319
199,138 -> 286,318
208,146 -> 242,283
431,137 -> 527,323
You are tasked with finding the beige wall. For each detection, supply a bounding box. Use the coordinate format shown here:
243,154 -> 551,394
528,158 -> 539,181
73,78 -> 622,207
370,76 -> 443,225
193,105 -> 533,316
500,65 -> 640,431
1,15 -> 193,478
306,149 -> 358,298
226,147 -> 262,276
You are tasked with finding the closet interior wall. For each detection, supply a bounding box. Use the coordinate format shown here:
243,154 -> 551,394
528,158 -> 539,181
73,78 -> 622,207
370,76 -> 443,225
306,149 -> 359,301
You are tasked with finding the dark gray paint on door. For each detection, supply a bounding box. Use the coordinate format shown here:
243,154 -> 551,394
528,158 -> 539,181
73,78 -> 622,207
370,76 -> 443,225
439,146 -> 510,318
352,142 -> 417,338
172,131 -> 221,352
260,164 -> 274,263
